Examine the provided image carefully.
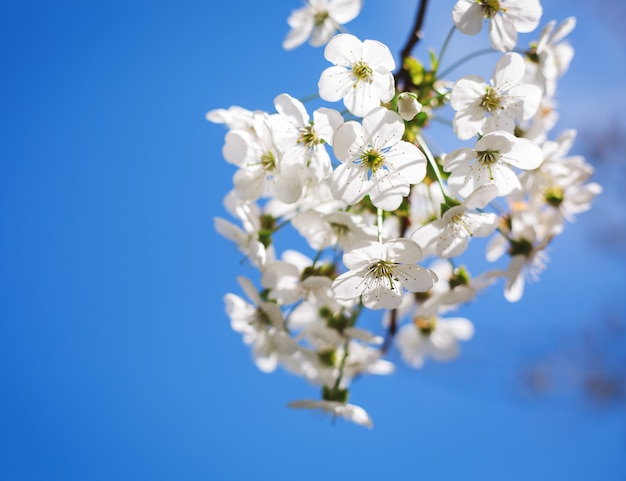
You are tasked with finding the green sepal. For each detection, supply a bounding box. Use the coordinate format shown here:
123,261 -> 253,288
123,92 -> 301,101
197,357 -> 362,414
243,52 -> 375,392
449,266 -> 470,289
440,194 -> 461,216
322,385 -> 349,403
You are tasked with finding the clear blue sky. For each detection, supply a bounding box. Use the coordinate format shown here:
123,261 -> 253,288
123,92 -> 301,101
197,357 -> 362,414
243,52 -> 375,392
1,1 -> 625,480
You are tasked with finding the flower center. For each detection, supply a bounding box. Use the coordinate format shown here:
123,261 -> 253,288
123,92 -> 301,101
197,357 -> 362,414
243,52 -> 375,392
255,307 -> 272,326
329,222 -> 350,237
367,260 -> 398,286
298,123 -> 318,148
360,147 -> 385,172
261,151 -> 276,171
526,43 -> 540,64
476,149 -> 501,164
478,0 -> 502,18
414,316 -> 437,336
544,185 -> 564,207
480,86 -> 502,113
508,238 -> 534,257
313,10 -> 330,26
352,61 -> 373,84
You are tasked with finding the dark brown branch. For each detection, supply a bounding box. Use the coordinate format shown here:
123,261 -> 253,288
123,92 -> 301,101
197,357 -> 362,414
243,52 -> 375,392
381,308 -> 398,354
394,0 -> 430,90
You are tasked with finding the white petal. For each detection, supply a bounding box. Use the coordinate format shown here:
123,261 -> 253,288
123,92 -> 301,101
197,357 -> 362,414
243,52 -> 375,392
491,52 -> 525,90
396,265 -> 437,293
274,93 -> 309,127
502,137 -> 543,170
324,33 -> 362,66
384,238 -> 423,264
333,120 -> 363,162
489,15 -> 518,52
452,1 -> 484,35
329,0 -> 363,23
369,168 -> 409,211
318,65 -> 353,102
362,39 -> 395,71
331,162 -> 369,206
385,141 -> 427,184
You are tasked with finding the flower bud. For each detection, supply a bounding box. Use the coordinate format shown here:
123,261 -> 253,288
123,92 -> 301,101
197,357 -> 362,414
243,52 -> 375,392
397,92 -> 422,121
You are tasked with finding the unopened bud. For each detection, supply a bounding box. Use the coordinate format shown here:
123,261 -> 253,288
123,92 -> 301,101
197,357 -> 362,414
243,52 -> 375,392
397,92 -> 422,121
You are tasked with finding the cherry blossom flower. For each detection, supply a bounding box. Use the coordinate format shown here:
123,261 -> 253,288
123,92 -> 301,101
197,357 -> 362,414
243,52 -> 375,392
520,130 -> 602,223
318,34 -> 395,117
444,130 -> 543,198
271,93 -> 343,186
450,52 -> 542,140
486,208 -> 560,302
332,239 -> 437,310
222,111 -> 304,203
213,192 -> 276,268
224,276 -> 297,372
524,17 -> 576,97
261,250 -> 334,305
411,184 -> 499,259
452,0 -> 543,52
395,315 -> 474,368
283,0 -> 362,51
416,260 -> 496,317
291,209 -> 377,250
331,107 -> 427,211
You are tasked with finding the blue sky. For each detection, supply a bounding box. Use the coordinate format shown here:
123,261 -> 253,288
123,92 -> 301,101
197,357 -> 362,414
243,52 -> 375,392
1,1 -> 625,480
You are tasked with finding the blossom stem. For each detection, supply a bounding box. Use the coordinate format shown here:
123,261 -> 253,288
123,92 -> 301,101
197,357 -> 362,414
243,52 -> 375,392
298,92 -> 320,103
416,133 -> 447,198
437,26 -> 456,70
311,249 -> 323,268
376,208 -> 384,243
274,219 -> 291,232
438,48 -> 497,78
332,339 -> 351,392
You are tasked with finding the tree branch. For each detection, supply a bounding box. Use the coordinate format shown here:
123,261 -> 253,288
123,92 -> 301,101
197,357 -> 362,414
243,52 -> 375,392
395,0 -> 430,90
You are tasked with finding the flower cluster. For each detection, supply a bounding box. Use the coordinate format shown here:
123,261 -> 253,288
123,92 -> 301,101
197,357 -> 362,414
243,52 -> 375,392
208,0 -> 601,427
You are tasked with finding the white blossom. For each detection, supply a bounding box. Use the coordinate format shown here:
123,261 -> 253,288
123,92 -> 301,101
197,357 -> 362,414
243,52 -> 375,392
331,107 -> 426,211
524,17 -> 576,97
452,0 -> 543,52
444,130 -> 543,198
318,34 -> 395,117
411,184 -> 499,259
396,315 -> 474,368
283,0 -> 362,50
332,239 -> 437,310
450,52 -> 542,140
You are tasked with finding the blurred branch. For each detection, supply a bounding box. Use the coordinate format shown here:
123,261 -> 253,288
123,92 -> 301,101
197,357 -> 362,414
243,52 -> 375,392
394,0 -> 429,90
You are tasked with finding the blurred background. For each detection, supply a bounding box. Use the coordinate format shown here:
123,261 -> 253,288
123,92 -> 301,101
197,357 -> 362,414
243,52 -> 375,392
1,1 -> 625,480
